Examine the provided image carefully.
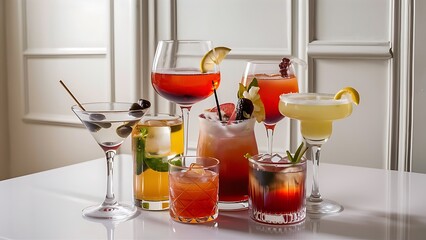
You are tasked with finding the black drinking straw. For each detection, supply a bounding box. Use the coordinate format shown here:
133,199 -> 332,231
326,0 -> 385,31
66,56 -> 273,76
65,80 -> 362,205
212,81 -> 222,121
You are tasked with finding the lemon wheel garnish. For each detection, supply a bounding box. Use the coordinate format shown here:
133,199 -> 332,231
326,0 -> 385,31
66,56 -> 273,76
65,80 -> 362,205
334,87 -> 360,105
200,46 -> 231,73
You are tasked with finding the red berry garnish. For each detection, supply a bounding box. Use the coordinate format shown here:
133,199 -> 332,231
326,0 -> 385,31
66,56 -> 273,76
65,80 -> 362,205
279,57 -> 291,78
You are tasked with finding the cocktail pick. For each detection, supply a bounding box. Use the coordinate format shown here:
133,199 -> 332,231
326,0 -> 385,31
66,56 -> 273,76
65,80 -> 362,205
212,80 -> 222,121
59,80 -> 86,111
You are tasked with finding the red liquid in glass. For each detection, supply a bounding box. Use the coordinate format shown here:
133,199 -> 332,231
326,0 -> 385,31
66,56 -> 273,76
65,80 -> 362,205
151,71 -> 220,106
249,167 -> 305,213
255,74 -> 299,125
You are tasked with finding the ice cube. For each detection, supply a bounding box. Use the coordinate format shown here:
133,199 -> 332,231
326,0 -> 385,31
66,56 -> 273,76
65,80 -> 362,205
188,163 -> 205,175
203,111 -> 220,121
145,126 -> 171,156
271,153 -> 284,163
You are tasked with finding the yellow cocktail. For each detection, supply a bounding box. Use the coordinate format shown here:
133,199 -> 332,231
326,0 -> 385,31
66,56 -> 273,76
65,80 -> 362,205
279,90 -> 359,215
132,114 -> 184,210
278,93 -> 352,141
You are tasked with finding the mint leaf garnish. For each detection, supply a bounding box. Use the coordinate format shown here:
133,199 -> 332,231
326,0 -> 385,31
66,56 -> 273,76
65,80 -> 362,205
237,78 -> 259,99
247,77 -> 259,90
286,142 -> 307,164
144,154 -> 182,172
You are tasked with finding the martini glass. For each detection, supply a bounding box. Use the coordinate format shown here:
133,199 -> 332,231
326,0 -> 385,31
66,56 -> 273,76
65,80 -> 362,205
241,59 -> 303,155
72,101 -> 150,220
151,40 -> 220,154
279,93 -> 354,215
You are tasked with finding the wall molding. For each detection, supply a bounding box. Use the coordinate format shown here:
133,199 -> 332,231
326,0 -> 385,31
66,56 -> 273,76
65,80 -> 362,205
23,113 -> 82,127
20,0 -> 112,127
24,48 -> 107,56
308,41 -> 392,59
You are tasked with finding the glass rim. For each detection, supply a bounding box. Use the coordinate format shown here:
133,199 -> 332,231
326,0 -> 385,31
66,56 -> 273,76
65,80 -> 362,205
246,59 -> 285,64
279,92 -> 351,105
168,155 -> 220,170
248,153 -> 307,167
198,114 -> 256,125
246,57 -> 306,66
139,113 -> 182,124
71,102 -> 148,113
142,113 -> 181,118
157,40 -> 213,44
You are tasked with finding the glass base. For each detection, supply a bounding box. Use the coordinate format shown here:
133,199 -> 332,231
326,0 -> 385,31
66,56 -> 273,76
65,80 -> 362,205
135,199 -> 169,211
82,203 -> 137,220
250,207 -> 306,225
218,200 -> 248,211
306,198 -> 343,216
170,210 -> 218,224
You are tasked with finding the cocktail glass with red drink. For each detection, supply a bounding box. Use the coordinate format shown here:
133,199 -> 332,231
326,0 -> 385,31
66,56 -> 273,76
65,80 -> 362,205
241,58 -> 305,154
151,40 -> 221,154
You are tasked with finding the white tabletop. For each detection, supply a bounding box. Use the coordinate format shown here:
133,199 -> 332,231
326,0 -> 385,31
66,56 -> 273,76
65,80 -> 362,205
1,154 -> 425,240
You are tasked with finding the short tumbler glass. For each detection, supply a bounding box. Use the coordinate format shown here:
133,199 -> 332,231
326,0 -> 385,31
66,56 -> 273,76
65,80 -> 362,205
248,154 -> 306,225
168,156 -> 220,224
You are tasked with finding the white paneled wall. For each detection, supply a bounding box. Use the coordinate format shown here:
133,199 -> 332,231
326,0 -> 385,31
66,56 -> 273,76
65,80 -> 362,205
313,59 -> 390,168
3,0 -> 423,178
147,0 -> 295,154
5,0 -> 138,178
145,0 -> 398,169
307,0 -> 394,169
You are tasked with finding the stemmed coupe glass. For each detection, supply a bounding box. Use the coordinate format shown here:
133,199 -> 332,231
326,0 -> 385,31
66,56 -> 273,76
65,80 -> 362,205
241,58 -> 303,154
72,101 -> 150,220
151,40 -> 220,154
279,93 -> 354,215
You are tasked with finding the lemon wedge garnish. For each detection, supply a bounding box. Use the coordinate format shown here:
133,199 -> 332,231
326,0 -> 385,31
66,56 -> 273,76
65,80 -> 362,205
200,46 -> 231,73
334,87 -> 360,105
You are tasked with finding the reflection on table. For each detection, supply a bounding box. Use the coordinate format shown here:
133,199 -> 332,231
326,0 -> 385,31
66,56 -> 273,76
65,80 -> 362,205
0,155 -> 425,239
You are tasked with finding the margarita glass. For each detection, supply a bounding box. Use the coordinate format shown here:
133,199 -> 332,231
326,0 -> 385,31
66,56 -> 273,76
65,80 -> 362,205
241,59 -> 303,154
279,93 -> 353,215
151,40 -> 220,155
72,101 -> 150,220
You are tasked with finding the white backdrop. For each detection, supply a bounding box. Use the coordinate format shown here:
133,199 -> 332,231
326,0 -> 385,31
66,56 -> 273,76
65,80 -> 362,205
2,0 -> 424,178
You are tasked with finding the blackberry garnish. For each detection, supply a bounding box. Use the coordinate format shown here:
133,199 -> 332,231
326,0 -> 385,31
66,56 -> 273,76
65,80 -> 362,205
279,57 -> 291,78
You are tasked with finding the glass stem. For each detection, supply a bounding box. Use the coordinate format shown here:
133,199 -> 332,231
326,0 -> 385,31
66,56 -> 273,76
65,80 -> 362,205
309,144 -> 323,203
104,150 -> 117,206
180,106 -> 191,155
264,124 -> 276,155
